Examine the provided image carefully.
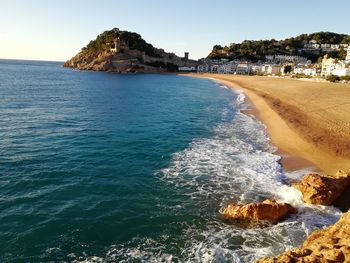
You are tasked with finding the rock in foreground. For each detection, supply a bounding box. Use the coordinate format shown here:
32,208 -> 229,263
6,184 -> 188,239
222,199 -> 297,223
255,210 -> 350,263
292,170 -> 350,206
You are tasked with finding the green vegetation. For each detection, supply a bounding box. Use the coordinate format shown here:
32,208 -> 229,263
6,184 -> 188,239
209,32 -> 350,62
291,74 -> 313,79
341,76 -> 350,82
327,75 -> 340,82
326,75 -> 350,83
283,65 -> 292,74
81,28 -> 159,57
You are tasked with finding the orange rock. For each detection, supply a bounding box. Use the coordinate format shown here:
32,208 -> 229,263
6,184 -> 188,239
255,210 -> 350,263
222,199 -> 298,223
292,170 -> 350,206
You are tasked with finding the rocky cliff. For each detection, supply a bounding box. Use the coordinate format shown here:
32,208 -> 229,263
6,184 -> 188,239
64,28 -> 198,73
292,170 -> 350,210
256,210 -> 350,262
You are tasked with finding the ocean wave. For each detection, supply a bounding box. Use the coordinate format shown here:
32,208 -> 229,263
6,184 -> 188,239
71,88 -> 341,262
157,88 -> 341,262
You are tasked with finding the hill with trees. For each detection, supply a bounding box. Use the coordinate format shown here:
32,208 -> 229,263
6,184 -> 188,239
81,28 -> 159,58
208,32 -> 350,62
64,28 -> 197,72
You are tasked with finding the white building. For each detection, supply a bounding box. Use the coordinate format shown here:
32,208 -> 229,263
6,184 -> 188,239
293,64 -> 321,76
304,40 -> 321,49
304,68 -> 320,76
178,66 -> 196,72
236,63 -> 251,74
332,68 -> 350,77
197,59 -> 238,74
331,44 -> 340,50
251,65 -> 263,74
321,56 -> 337,76
346,46 -> 350,61
220,63 -> 236,74
321,54 -> 350,77
294,67 -> 305,74
261,64 -> 282,75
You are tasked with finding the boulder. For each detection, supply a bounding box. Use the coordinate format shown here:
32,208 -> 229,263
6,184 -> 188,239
292,170 -> 350,206
255,210 -> 350,262
221,199 -> 298,223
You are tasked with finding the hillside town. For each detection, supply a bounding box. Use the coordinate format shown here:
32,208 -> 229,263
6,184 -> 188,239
183,41 -> 350,81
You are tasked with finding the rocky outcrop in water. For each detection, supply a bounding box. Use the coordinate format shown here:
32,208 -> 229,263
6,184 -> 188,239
292,170 -> 350,207
255,209 -> 350,263
222,199 -> 298,223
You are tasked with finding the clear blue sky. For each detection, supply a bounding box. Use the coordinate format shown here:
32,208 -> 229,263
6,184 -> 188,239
1,0 -> 349,61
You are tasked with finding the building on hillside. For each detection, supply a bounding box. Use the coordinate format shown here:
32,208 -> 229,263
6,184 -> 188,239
110,37 -> 120,53
261,64 -> 282,75
346,46 -> 350,61
251,65 -> 263,74
303,40 -> 345,51
321,44 -> 331,49
303,40 -> 321,49
178,66 -> 196,72
197,59 -> 238,74
221,62 -> 237,74
321,55 -> 337,76
332,60 -> 350,77
331,44 -> 340,50
332,68 -> 350,77
293,64 -> 321,76
197,64 -> 210,73
293,66 -> 304,75
321,55 -> 350,77
236,62 -> 251,74
265,55 -> 308,65
304,67 -> 321,76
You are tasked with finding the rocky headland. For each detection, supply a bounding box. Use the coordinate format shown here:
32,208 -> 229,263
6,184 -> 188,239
64,28 -> 198,73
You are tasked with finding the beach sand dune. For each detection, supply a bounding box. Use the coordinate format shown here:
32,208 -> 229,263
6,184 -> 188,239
186,74 -> 350,174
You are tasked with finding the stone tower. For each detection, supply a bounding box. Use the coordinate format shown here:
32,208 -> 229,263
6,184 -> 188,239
184,52 -> 189,60
110,37 -> 120,53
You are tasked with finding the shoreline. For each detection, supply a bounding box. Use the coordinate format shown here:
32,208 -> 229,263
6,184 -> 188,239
185,73 -> 320,174
235,83 -> 319,173
182,73 -> 350,175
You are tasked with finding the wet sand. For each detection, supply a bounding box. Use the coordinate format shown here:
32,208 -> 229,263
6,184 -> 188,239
184,73 -> 350,174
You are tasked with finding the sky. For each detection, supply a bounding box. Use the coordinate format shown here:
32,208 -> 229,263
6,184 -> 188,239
1,0 -> 350,61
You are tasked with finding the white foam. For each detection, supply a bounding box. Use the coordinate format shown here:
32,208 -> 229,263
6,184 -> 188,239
159,88 -> 340,261
73,88 -> 342,262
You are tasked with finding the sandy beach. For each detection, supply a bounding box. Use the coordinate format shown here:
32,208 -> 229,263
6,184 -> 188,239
184,73 -> 350,174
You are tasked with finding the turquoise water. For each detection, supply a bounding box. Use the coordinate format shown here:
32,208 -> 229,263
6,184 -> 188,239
0,60 -> 341,262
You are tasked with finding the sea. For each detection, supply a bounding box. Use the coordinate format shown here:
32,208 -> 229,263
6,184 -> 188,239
0,59 -> 342,262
